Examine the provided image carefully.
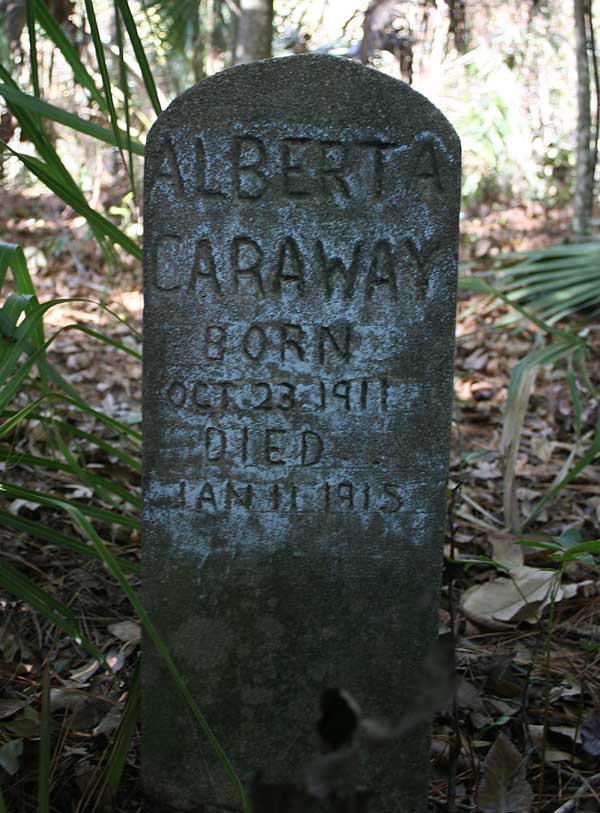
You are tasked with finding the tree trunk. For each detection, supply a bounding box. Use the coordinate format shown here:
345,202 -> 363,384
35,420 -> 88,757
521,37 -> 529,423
360,0 -> 396,65
573,0 -> 594,237
234,0 -> 273,64
191,2 -> 205,83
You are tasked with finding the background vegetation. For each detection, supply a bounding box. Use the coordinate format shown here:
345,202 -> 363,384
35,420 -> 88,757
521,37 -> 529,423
0,1 -> 599,811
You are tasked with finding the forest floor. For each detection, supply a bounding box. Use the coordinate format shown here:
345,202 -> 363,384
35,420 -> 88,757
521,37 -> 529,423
1,188 -> 600,812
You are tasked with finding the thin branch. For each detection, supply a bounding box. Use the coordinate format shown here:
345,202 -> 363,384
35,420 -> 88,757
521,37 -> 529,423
551,772 -> 600,813
586,0 -> 600,186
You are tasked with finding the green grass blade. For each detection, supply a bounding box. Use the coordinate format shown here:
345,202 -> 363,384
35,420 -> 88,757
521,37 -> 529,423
0,241 -> 45,349
31,0 -> 105,109
49,424 -> 125,508
0,482 -> 140,531
114,3 -> 137,201
9,413 -> 142,472
0,446 -> 70,472
0,445 -> 140,504
0,284 -> 141,346
567,360 -> 583,435
0,560 -> 106,663
0,85 -> 144,155
562,539 -> 600,559
67,510 -> 250,813
0,241 -> 36,296
52,421 -> 141,472
115,0 -> 162,117
26,0 -> 40,100
38,665 -> 51,813
0,509 -> 138,574
0,63 -> 73,180
523,420 -> 600,529
68,325 -> 142,360
0,146 -> 141,260
0,71 -> 120,259
457,276 -> 564,338
83,0 -> 126,169
104,662 -> 140,799
0,388 -> 142,444
507,341 -> 578,411
0,294 -> 34,345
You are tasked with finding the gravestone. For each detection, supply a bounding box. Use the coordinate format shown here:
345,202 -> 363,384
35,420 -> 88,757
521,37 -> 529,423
142,54 -> 460,812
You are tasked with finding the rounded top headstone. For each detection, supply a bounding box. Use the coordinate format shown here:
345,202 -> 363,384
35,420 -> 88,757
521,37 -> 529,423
146,54 -> 460,168
142,53 -> 461,813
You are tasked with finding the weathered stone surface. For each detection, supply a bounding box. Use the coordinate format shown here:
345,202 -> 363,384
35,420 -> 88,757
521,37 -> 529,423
142,54 -> 460,812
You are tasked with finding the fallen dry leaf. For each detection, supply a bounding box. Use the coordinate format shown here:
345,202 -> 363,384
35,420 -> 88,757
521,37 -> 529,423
488,533 -> 524,568
581,712 -> 600,757
92,705 -> 122,737
550,681 -> 581,704
50,689 -> 86,713
477,732 -> 533,812
527,725 -> 582,763
69,658 -> 101,684
107,620 -> 141,644
0,698 -> 26,720
106,647 -> 125,674
462,565 -> 558,627
0,739 -> 23,776
461,566 -> 593,628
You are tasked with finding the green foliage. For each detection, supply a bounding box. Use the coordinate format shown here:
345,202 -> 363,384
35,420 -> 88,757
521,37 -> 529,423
0,236 -> 249,810
147,0 -> 201,60
497,241 -> 600,323
460,274 -> 599,530
518,528 -> 600,564
0,3 -> 595,808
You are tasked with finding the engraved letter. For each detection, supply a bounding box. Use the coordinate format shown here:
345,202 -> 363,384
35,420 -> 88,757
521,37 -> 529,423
401,238 -> 439,304
190,238 -> 221,296
337,482 -> 354,510
333,380 -> 351,411
318,141 -> 351,199
301,431 -> 323,466
412,139 -> 443,192
205,427 -> 226,462
265,429 -> 286,465
192,382 -> 211,411
273,237 -> 305,295
233,136 -> 267,199
154,137 -> 185,197
225,481 -> 253,510
205,325 -> 226,361
243,325 -> 268,363
367,239 -> 397,301
151,234 -> 183,291
167,381 -> 186,407
232,237 -> 265,296
281,138 -> 313,197
358,141 -> 397,199
316,240 -> 362,300
318,324 -> 352,364
279,322 -> 305,361
382,484 -> 401,513
197,482 -> 218,511
196,136 -> 225,197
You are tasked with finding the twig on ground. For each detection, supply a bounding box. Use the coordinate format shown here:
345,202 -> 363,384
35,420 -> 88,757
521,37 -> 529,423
551,772 -> 600,813
446,483 -> 462,813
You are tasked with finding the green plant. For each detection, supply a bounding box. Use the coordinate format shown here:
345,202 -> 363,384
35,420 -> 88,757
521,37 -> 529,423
0,0 -> 250,804
516,530 -> 600,808
460,275 -> 600,533
0,239 -> 250,811
496,241 -> 600,324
